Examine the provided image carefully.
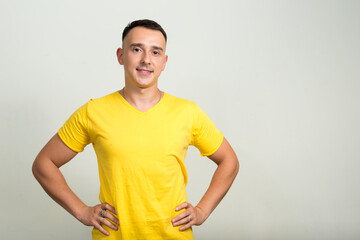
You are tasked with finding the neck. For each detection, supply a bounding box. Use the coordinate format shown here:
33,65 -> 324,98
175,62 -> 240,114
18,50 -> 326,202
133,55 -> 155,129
121,85 -> 163,112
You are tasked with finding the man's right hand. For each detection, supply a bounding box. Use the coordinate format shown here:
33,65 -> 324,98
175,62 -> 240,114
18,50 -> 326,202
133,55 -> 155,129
33,134 -> 119,236
78,203 -> 119,236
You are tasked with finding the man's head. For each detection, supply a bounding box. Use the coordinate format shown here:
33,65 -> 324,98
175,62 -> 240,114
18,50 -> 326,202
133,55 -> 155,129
117,19 -> 168,88
122,19 -> 167,45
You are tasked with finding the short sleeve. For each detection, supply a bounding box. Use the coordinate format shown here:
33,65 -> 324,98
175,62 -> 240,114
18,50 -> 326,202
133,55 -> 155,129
190,102 -> 224,156
58,103 -> 91,152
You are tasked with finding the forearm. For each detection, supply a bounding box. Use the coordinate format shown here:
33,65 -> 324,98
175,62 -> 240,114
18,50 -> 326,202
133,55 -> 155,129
32,157 -> 86,220
196,155 -> 239,220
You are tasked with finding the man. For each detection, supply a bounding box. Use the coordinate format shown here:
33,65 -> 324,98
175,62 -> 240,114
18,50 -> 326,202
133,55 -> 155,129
32,19 -> 239,240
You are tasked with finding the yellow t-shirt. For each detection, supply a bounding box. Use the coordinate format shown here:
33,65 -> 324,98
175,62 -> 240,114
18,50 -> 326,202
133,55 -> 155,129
58,91 -> 223,240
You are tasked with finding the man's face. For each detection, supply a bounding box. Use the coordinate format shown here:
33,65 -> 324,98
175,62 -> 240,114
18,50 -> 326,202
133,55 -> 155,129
117,27 -> 168,88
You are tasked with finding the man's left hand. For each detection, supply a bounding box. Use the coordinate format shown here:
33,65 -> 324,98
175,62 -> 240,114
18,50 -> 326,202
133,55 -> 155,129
171,202 -> 207,231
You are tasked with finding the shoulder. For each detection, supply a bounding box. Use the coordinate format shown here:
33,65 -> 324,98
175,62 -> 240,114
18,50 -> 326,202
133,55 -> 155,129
164,92 -> 197,110
87,91 -> 120,109
89,91 -> 119,104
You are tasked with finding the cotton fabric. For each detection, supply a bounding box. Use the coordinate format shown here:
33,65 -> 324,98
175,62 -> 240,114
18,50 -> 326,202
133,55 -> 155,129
58,91 -> 223,240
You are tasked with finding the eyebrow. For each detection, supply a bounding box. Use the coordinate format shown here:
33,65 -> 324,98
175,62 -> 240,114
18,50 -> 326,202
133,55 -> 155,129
129,43 -> 164,52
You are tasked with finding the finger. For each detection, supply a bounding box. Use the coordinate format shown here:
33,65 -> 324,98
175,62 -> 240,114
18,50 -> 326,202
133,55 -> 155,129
173,215 -> 192,227
172,209 -> 191,225
102,210 -> 119,225
179,222 -> 193,231
99,216 -> 118,231
102,203 -> 118,215
175,202 -> 189,211
93,221 -> 110,236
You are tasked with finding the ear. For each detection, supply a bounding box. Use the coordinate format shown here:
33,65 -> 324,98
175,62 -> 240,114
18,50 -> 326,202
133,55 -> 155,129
116,48 -> 124,65
162,55 -> 168,71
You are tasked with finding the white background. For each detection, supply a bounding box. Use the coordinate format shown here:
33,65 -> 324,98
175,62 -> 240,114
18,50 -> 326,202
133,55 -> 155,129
1,0 -> 359,239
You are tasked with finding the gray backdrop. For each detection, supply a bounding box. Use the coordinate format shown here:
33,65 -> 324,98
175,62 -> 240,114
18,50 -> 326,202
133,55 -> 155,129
1,0 -> 359,239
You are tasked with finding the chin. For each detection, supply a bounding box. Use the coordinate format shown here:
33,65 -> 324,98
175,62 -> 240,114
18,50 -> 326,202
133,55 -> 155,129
134,81 -> 156,88
133,78 -> 157,87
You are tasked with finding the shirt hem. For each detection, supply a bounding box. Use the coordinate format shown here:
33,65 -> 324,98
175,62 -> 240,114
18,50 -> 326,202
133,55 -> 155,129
57,131 -> 83,153
200,133 -> 224,157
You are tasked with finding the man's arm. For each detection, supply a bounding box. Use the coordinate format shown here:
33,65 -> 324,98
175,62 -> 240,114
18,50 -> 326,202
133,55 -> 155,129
172,137 -> 239,231
32,133 -> 119,236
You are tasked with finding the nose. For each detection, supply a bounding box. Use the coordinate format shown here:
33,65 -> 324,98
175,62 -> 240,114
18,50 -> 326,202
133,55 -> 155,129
141,51 -> 150,65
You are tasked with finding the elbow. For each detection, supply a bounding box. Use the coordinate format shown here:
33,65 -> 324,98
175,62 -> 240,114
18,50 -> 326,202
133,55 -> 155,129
236,158 -> 240,175
32,156 -> 47,181
32,158 -> 40,180
233,156 -> 240,177
220,154 -> 239,179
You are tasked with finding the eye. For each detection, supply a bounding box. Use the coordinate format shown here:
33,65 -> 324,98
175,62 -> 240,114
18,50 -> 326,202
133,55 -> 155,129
133,47 -> 141,53
153,50 -> 160,56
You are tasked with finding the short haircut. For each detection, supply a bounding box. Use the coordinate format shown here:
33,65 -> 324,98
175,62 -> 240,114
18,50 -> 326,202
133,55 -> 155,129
122,19 -> 167,43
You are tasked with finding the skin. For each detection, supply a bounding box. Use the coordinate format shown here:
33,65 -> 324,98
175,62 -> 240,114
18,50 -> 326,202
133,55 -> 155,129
171,138 -> 239,231
32,26 -> 239,235
116,26 -> 168,111
33,134 -> 118,236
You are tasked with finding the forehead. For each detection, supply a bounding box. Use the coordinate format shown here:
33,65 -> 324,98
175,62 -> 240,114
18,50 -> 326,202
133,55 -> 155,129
123,27 -> 166,49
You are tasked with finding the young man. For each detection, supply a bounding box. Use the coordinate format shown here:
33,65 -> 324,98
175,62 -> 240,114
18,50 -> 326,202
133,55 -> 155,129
32,19 -> 239,240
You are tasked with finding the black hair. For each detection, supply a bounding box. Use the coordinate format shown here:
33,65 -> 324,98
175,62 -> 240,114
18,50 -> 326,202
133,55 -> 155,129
122,19 -> 167,43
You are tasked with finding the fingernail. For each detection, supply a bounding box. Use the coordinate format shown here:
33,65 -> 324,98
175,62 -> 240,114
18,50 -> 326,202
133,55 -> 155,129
175,207 -> 179,211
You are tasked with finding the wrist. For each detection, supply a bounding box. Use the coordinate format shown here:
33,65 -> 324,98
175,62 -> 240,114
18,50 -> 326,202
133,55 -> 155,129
73,204 -> 88,222
195,205 -> 210,221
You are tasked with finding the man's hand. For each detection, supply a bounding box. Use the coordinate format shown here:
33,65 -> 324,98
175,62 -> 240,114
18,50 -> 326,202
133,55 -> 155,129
171,202 -> 207,231
78,203 -> 119,236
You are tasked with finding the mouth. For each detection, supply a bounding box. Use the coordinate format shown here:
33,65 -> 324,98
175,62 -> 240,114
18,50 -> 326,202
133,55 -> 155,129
136,68 -> 153,74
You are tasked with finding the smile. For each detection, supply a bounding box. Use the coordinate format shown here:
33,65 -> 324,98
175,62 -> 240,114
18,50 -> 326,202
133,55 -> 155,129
136,68 -> 153,75
136,67 -> 153,71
